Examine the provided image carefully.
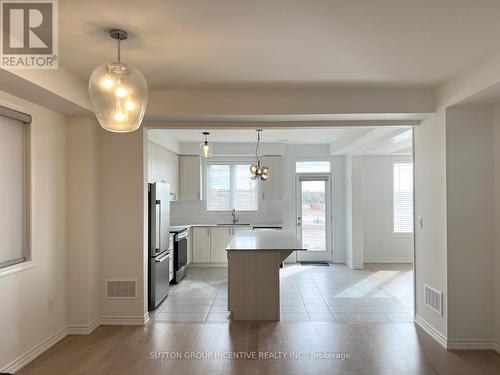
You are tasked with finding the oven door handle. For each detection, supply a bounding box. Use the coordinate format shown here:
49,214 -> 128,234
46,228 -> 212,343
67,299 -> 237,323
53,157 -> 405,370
176,231 -> 189,241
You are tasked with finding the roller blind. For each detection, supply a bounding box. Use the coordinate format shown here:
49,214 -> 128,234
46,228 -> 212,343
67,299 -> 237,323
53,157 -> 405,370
393,161 -> 413,234
0,115 -> 28,268
207,162 -> 258,211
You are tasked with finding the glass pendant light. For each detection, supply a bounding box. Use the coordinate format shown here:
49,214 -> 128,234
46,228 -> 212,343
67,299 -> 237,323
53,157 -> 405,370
199,132 -> 213,158
250,129 -> 269,181
88,29 -> 148,133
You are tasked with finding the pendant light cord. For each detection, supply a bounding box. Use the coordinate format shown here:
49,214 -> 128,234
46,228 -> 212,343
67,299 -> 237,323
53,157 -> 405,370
117,38 -> 121,63
255,130 -> 261,164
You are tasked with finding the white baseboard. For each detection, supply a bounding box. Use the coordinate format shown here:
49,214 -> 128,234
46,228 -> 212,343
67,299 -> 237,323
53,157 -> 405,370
67,317 -> 100,335
447,339 -> 497,350
415,315 -> 499,351
364,257 -> 413,263
414,315 -> 448,349
0,326 -> 68,374
100,314 -> 149,326
1,313 -> 150,373
494,341 -> 500,354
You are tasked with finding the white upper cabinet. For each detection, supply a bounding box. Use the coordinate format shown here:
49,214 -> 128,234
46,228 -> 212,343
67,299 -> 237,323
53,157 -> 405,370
147,141 -> 179,200
179,155 -> 202,201
260,156 -> 282,200
147,142 -> 157,183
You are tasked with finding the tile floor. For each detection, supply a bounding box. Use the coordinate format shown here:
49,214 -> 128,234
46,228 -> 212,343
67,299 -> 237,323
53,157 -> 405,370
150,263 -> 413,323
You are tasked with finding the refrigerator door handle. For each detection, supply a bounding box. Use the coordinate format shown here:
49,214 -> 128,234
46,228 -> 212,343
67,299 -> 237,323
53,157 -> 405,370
156,199 -> 161,252
155,252 -> 170,263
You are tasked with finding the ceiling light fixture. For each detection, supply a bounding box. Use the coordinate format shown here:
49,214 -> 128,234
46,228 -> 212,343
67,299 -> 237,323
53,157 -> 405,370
250,129 -> 269,181
88,29 -> 148,133
199,132 -> 213,158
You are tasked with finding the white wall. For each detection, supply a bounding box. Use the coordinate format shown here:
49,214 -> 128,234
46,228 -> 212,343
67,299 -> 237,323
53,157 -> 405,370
494,104 -> 500,349
66,117 -> 100,328
179,142 -> 286,156
344,155 -> 364,269
445,105 -> 495,342
98,128 -> 146,320
332,155 -> 346,263
414,92 -> 499,349
147,128 -> 180,154
362,156 -> 413,263
413,109 -> 448,338
0,91 -> 68,370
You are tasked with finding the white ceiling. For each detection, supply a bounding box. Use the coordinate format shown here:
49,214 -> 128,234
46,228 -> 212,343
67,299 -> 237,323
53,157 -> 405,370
151,127 -> 412,155
60,0 -> 500,89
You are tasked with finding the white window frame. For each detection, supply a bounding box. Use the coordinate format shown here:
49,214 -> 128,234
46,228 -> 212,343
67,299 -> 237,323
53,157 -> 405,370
203,157 -> 259,212
392,160 -> 414,237
0,106 -> 33,278
295,160 -> 331,174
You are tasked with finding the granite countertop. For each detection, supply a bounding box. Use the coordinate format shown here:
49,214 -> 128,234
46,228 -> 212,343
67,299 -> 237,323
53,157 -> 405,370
226,230 -> 306,251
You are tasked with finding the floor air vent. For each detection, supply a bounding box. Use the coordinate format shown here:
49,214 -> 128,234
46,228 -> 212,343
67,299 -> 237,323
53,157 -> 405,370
424,284 -> 442,315
106,279 -> 137,299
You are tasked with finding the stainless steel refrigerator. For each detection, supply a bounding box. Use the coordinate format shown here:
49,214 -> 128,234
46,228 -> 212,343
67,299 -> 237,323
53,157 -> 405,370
148,182 -> 171,310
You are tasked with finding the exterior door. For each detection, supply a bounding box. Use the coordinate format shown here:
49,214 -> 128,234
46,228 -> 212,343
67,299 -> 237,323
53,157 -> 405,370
296,175 -> 332,262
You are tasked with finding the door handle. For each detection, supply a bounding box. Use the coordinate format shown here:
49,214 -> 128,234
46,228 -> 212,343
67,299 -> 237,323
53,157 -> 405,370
155,252 -> 169,263
156,200 -> 161,251
297,217 -> 301,226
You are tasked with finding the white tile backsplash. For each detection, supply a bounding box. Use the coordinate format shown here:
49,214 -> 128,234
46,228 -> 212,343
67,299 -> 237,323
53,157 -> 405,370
170,199 -> 286,226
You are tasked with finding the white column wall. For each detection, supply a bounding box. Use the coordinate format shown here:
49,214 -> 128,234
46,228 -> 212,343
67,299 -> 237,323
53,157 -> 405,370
445,105 -> 495,342
492,104 -> 500,350
413,109 -> 448,338
345,155 -> 364,269
66,117 -> 100,328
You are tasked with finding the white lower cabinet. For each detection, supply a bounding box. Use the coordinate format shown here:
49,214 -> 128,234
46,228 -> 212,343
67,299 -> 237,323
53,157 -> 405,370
191,226 -> 248,264
192,227 -> 211,263
210,226 -> 232,263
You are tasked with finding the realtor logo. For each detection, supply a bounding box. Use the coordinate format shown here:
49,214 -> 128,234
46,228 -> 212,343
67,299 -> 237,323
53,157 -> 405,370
1,0 -> 58,69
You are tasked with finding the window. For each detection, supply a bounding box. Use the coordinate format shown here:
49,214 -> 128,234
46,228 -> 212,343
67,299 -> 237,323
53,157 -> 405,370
296,161 -> 330,173
206,162 -> 258,211
393,161 -> 413,234
0,114 -> 29,269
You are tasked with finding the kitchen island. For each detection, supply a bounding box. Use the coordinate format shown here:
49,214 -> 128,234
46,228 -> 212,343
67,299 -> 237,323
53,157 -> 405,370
226,230 -> 306,321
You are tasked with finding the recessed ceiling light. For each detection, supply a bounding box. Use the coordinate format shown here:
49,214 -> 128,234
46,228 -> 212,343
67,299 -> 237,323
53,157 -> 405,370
276,139 -> 289,142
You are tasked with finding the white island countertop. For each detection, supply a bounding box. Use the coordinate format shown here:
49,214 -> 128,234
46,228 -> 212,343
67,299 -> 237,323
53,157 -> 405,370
226,230 -> 306,251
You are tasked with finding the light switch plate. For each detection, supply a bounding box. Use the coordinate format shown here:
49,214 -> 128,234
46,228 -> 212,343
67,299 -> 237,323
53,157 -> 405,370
417,216 -> 424,228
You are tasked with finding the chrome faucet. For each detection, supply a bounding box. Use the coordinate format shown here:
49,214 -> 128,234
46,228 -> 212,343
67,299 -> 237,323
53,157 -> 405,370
232,209 -> 239,224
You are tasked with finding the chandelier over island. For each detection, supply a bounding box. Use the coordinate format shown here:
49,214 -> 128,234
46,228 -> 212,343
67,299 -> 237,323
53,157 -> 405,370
250,129 -> 269,181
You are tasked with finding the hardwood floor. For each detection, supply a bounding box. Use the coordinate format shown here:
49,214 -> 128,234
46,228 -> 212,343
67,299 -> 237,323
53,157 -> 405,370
17,264 -> 500,374
17,322 -> 500,375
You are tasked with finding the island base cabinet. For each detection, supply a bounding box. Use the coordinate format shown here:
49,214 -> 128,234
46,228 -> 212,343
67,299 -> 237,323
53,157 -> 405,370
228,250 -> 282,321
